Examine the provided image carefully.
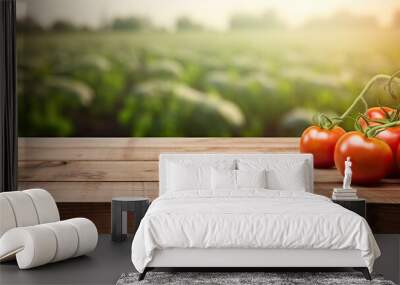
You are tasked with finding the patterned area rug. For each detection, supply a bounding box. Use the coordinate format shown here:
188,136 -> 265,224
116,272 -> 395,285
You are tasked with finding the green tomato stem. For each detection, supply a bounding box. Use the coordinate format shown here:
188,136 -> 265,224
365,120 -> 400,138
340,74 -> 400,120
314,71 -> 400,130
388,70 -> 400,99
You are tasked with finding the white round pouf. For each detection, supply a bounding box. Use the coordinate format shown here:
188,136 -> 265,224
24,189 -> 60,224
0,196 -> 17,237
0,189 -> 98,269
43,221 -> 79,262
0,226 -> 57,269
1,192 -> 39,227
0,218 -> 98,269
65,218 -> 98,257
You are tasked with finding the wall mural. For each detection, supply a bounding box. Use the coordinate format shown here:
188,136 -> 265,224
16,0 -> 400,137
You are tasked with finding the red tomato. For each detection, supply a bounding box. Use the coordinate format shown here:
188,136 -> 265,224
358,107 -> 394,129
376,127 -> 400,176
365,106 -> 393,120
358,107 -> 400,175
300,126 -> 346,168
334,131 -> 393,184
397,144 -> 400,172
376,127 -> 400,155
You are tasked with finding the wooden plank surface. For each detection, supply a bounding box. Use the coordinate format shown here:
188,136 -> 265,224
18,137 -> 400,203
19,138 -> 299,161
18,181 -> 159,202
19,138 -> 302,150
17,161 -> 400,196
18,137 -> 400,234
18,161 -> 342,183
18,161 -> 158,182
367,203 -> 400,234
18,181 -> 400,204
57,202 -> 111,234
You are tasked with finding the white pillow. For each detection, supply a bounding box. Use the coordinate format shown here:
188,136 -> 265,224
166,159 -> 235,192
237,169 -> 267,189
266,166 -> 307,191
167,163 -> 210,191
211,169 -> 236,190
238,159 -> 308,191
211,169 -> 267,190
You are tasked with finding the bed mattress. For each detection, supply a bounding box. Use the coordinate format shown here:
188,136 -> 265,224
131,190 -> 380,273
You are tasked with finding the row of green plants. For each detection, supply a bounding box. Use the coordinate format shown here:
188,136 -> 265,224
17,31 -> 400,137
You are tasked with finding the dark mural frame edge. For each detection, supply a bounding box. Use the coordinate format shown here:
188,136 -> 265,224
0,0 -> 17,192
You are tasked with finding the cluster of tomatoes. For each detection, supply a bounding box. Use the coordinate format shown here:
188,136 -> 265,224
300,107 -> 400,184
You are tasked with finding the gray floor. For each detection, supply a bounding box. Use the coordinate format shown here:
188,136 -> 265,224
1,234 -> 398,285
0,235 -> 134,285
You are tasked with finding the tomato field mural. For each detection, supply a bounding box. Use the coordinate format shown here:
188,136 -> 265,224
16,0 -> 400,138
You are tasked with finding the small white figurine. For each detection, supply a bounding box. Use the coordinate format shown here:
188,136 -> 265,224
343,157 -> 352,190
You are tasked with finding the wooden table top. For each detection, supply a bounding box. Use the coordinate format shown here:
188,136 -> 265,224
317,183 -> 400,204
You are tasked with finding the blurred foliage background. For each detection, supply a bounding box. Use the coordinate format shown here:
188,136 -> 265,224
16,5 -> 400,137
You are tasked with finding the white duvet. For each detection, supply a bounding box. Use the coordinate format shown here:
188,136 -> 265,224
131,190 -> 380,273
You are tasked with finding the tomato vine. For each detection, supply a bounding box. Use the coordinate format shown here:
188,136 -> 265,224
314,70 -> 400,130
356,113 -> 400,138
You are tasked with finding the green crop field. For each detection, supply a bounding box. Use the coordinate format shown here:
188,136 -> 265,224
17,30 -> 400,137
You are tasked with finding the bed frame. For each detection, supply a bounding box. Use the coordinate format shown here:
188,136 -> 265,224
141,248 -> 370,280
139,153 -> 371,281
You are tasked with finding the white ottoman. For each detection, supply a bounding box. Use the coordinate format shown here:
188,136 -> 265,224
0,189 -> 98,269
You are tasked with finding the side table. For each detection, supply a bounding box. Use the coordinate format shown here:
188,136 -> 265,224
111,197 -> 150,242
332,198 -> 366,218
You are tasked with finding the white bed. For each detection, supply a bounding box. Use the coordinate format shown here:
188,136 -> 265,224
131,153 -> 380,280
